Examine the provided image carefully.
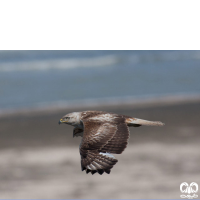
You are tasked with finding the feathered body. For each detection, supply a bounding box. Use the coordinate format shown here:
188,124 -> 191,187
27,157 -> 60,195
59,111 -> 164,175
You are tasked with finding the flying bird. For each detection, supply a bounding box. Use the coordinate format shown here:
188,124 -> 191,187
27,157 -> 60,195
59,111 -> 164,175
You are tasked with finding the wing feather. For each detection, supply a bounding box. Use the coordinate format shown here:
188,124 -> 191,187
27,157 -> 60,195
79,114 -> 130,174
101,121 -> 130,154
81,121 -> 117,150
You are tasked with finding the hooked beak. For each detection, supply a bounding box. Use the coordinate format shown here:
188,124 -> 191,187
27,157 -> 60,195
59,118 -> 66,125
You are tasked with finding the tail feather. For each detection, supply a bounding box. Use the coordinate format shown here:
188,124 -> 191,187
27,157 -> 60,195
126,117 -> 165,127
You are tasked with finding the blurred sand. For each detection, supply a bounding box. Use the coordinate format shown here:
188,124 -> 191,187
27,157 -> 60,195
0,101 -> 200,199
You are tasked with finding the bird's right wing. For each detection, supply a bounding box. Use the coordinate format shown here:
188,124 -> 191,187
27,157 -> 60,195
81,121 -> 117,150
79,120 -> 118,175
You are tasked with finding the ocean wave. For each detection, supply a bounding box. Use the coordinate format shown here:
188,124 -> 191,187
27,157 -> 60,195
128,51 -> 200,64
0,55 -> 119,72
1,51 -> 200,72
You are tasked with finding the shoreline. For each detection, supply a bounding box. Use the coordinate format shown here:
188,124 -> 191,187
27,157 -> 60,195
1,93 -> 200,117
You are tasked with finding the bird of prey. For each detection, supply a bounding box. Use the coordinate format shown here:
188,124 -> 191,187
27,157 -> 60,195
59,111 -> 164,175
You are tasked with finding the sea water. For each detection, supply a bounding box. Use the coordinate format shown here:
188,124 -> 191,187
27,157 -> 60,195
0,50 -> 200,113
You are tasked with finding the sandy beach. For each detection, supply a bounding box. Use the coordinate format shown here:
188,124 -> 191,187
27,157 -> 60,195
0,101 -> 200,199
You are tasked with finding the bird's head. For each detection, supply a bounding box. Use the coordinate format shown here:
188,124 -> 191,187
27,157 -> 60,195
59,112 -> 81,126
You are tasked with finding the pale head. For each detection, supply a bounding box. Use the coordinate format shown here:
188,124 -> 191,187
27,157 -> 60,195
59,112 -> 81,126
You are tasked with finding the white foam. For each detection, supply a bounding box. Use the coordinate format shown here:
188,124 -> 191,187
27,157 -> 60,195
2,50 -> 200,73
0,55 -> 118,72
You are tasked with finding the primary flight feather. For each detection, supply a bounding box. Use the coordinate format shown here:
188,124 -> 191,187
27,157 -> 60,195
59,111 -> 164,175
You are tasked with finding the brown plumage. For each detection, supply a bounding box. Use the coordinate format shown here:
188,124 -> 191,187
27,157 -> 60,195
59,111 -> 164,175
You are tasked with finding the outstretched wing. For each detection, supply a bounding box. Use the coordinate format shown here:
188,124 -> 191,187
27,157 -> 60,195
80,115 -> 130,175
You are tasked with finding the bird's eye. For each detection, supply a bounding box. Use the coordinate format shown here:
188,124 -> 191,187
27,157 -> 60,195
65,117 -> 70,120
